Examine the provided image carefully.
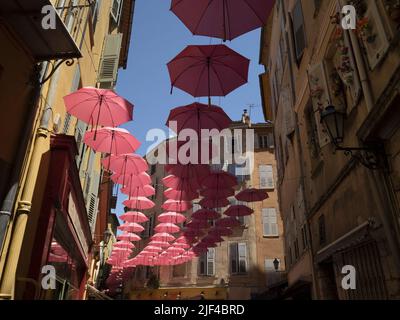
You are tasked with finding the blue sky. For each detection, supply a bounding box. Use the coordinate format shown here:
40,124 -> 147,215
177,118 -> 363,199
114,0 -> 265,215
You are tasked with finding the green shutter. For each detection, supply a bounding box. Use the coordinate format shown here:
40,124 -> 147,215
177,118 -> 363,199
98,33 -> 123,88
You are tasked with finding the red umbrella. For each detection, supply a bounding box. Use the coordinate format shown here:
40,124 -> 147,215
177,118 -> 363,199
162,200 -> 193,212
209,226 -> 233,237
120,185 -> 155,198
63,87 -> 133,127
166,103 -> 231,134
199,197 -> 230,209
158,212 -> 187,224
117,232 -> 141,242
119,211 -> 148,223
203,234 -> 224,243
152,232 -> 176,242
170,0 -> 275,41
201,171 -> 238,188
123,197 -> 155,210
84,127 -> 140,154
185,219 -> 210,229
164,188 -> 199,201
173,242 -> 190,249
235,188 -> 269,202
102,154 -> 148,175
165,163 -> 210,178
167,45 -> 249,104
162,175 -> 202,192
200,188 -> 235,199
224,205 -> 254,217
154,223 -> 181,234
192,209 -> 220,220
118,222 -> 145,233
183,228 -> 204,238
215,217 -> 241,228
176,235 -> 196,244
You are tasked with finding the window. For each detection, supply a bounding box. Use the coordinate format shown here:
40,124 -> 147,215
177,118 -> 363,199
258,135 -> 268,149
98,33 -> 123,89
265,258 -> 281,272
150,164 -> 156,175
262,208 -> 279,237
110,0 -> 123,25
63,113 -> 72,134
173,263 -> 187,278
259,165 -> 274,189
91,0 -> 102,32
319,214 -> 326,245
291,0 -> 306,63
230,243 -> 248,274
199,248 -> 215,276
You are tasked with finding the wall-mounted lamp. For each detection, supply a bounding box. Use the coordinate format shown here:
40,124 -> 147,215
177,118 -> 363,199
273,258 -> 280,272
320,105 -> 384,170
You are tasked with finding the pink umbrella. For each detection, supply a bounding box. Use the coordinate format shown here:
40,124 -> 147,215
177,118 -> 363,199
162,200 -> 193,212
152,232 -> 175,242
63,87 -> 133,127
167,45 -> 249,104
215,217 -> 242,228
154,223 -> 181,234
186,219 -> 210,229
176,236 -> 196,244
170,0 -> 275,41
199,197 -> 230,209
149,241 -> 171,248
158,212 -> 187,224
173,242 -> 190,249
201,171 -> 238,189
162,175 -> 201,191
144,246 -> 163,253
209,226 -> 233,237
164,188 -> 199,201
166,247 -> 185,254
117,232 -> 141,242
119,211 -> 148,223
102,154 -> 148,175
166,103 -> 232,134
235,188 -> 269,202
164,139 -> 218,165
84,127 -> 140,154
118,222 -> 145,233
120,185 -> 155,198
123,197 -> 155,210
192,209 -> 220,220
111,172 -> 151,187
165,163 -> 210,178
200,188 -> 235,199
114,241 -> 135,249
224,205 -> 254,217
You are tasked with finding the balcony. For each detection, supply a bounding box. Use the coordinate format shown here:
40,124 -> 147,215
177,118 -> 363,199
0,0 -> 81,61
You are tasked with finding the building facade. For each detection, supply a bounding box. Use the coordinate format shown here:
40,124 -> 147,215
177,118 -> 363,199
260,0 -> 400,299
126,114 -> 285,300
0,0 -> 135,300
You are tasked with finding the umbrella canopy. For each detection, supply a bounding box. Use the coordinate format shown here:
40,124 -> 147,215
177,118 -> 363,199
111,172 -> 151,187
164,188 -> 199,201
167,45 -> 249,101
162,175 -> 201,191
102,154 -> 148,175
173,242 -> 191,249
63,87 -> 133,127
165,163 -> 210,178
176,235 -> 196,244
209,226 -> 233,237
118,222 -> 145,233
123,197 -> 155,210
170,0 -> 275,41
183,228 -> 204,238
224,205 -> 254,217
154,223 -> 181,234
151,232 -> 176,242
158,212 -> 187,224
117,232 -> 141,242
119,211 -> 149,223
215,217 -> 242,228
201,171 -> 238,189
192,209 -> 220,220
84,127 -> 140,154
162,199 -> 193,212
120,185 -> 155,198
200,188 -> 235,199
114,241 -> 135,249
185,219 -> 210,229
199,197 -> 230,209
149,241 -> 171,248
166,247 -> 186,254
144,246 -> 163,253
235,188 -> 269,202
166,103 -> 231,134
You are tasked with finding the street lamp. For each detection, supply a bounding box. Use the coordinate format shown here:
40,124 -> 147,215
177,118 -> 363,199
273,258 -> 280,272
320,105 -> 384,170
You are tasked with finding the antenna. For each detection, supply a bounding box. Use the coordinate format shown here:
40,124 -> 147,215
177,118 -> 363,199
247,104 -> 258,118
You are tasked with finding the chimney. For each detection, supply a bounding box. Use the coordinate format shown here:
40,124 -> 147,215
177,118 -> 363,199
242,109 -> 251,126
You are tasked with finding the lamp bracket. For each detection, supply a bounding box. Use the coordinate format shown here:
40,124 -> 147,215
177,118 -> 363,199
40,58 -> 75,85
333,143 -> 385,170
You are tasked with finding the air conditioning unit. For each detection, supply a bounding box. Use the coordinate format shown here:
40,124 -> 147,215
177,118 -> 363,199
110,0 -> 123,24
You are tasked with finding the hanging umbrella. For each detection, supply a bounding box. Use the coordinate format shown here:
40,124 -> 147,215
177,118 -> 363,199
173,242 -> 191,249
63,87 -> 133,128
235,188 -> 269,202
119,211 -> 149,223
176,235 -> 196,244
162,175 -> 201,191
144,246 -> 163,253
120,185 -> 155,198
165,163 -> 210,178
224,205 -> 254,217
164,139 -> 218,165
158,212 -> 187,224
185,219 -> 210,229
148,241 -> 171,248
154,223 -> 181,234
84,127 -> 140,154
117,232 -> 141,242
199,197 -> 230,209
215,217 -> 242,228
183,228 -> 204,238
111,172 -> 151,187
167,45 -> 249,104
203,234 -> 224,243
102,154 -> 148,175
201,171 -> 238,189
152,232 -> 176,242
123,197 -> 155,210
192,209 -> 220,220
162,199 -> 193,212
200,188 -> 235,199
170,0 -> 275,41
209,226 -> 233,237
114,241 -> 135,249
166,247 -> 186,254
166,103 -> 231,134
118,222 -> 145,233
164,188 -> 199,201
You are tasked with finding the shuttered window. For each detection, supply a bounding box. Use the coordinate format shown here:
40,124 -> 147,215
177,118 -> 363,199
98,33 -> 123,89
291,0 -> 306,62
111,0 -> 123,24
230,243 -> 247,274
259,165 -> 274,189
87,169 -> 100,232
262,208 -> 279,237
199,248 -> 215,276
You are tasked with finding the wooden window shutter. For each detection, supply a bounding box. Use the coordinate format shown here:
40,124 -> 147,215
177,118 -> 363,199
238,243 -> 247,273
291,0 -> 306,62
230,243 -> 238,274
87,170 -> 100,232
98,33 -> 123,88
207,248 -> 215,276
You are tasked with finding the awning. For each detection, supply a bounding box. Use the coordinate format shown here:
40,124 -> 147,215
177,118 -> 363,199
0,0 -> 82,61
